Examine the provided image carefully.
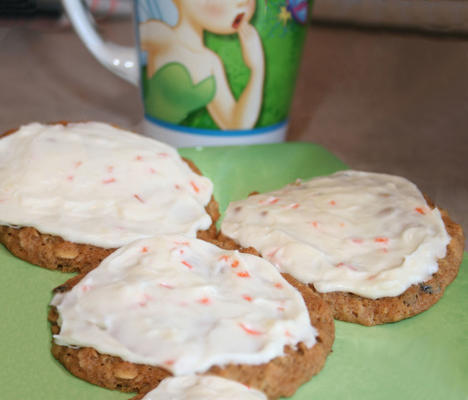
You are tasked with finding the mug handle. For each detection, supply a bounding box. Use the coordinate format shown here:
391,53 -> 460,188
62,0 -> 139,85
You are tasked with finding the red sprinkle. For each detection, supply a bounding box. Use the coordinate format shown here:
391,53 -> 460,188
336,262 -> 358,271
374,237 -> 389,244
138,294 -> 153,307
190,181 -> 200,193
182,261 -> 193,269
198,297 -> 211,305
66,175 -> 74,181
329,200 -> 336,206
231,260 -> 239,268
174,184 -> 181,190
141,246 -> 149,253
274,283 -> 283,289
174,241 -> 190,246
267,248 -> 279,259
164,359 -> 175,366
237,271 -> 250,278
74,161 -> 83,168
242,295 -> 253,302
290,203 -> 300,209
415,207 -> 426,215
277,306 -> 285,312
82,285 -> 91,292
135,155 -> 143,161
239,323 -> 262,336
260,196 -> 279,205
159,283 -> 174,289
102,177 -> 116,184
149,168 -> 157,174
352,238 -> 363,244
133,194 -> 144,203
310,221 -> 319,228
219,255 -> 230,262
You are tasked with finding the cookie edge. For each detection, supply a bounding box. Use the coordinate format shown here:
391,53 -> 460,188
0,123 -> 220,273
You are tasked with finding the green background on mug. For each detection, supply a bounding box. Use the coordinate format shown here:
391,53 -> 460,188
142,0 -> 312,130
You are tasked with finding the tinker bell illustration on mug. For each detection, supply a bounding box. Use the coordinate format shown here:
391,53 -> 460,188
138,0 -> 264,130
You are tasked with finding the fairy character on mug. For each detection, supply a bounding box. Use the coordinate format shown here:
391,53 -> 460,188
139,0 -> 264,130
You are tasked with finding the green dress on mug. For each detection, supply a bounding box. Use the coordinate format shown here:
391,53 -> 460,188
143,62 -> 216,125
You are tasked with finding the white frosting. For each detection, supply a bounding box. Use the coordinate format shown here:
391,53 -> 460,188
51,235 -> 316,375
221,170 -> 451,299
0,122 -> 213,248
141,376 -> 267,400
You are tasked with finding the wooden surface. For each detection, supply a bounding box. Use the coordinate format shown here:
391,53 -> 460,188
312,0 -> 468,33
0,18 -> 466,247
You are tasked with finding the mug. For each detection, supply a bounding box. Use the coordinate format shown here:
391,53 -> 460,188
63,0 -> 312,147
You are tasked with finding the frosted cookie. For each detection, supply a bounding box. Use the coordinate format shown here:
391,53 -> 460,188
133,375 -> 267,400
49,235 -> 334,399
0,122 -> 219,272
220,170 -> 465,326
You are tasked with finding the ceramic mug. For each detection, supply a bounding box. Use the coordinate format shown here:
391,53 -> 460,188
63,0 -> 312,147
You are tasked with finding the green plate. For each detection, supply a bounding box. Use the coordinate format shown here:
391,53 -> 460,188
1,143 -> 467,399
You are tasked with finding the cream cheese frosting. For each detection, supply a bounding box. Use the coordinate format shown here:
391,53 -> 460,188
141,376 -> 267,400
221,170 -> 451,299
0,122 -> 213,248
51,235 -> 316,375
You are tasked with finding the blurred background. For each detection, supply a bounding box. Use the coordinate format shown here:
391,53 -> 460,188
0,0 -> 467,246
3,0 -> 468,32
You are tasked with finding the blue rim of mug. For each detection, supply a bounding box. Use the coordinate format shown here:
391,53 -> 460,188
144,114 -> 288,137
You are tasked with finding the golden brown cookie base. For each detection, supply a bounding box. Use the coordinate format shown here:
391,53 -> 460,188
309,207 -> 465,326
218,204 -> 465,326
0,125 -> 220,273
0,226 -> 116,274
0,196 -> 218,274
49,272 -> 334,400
